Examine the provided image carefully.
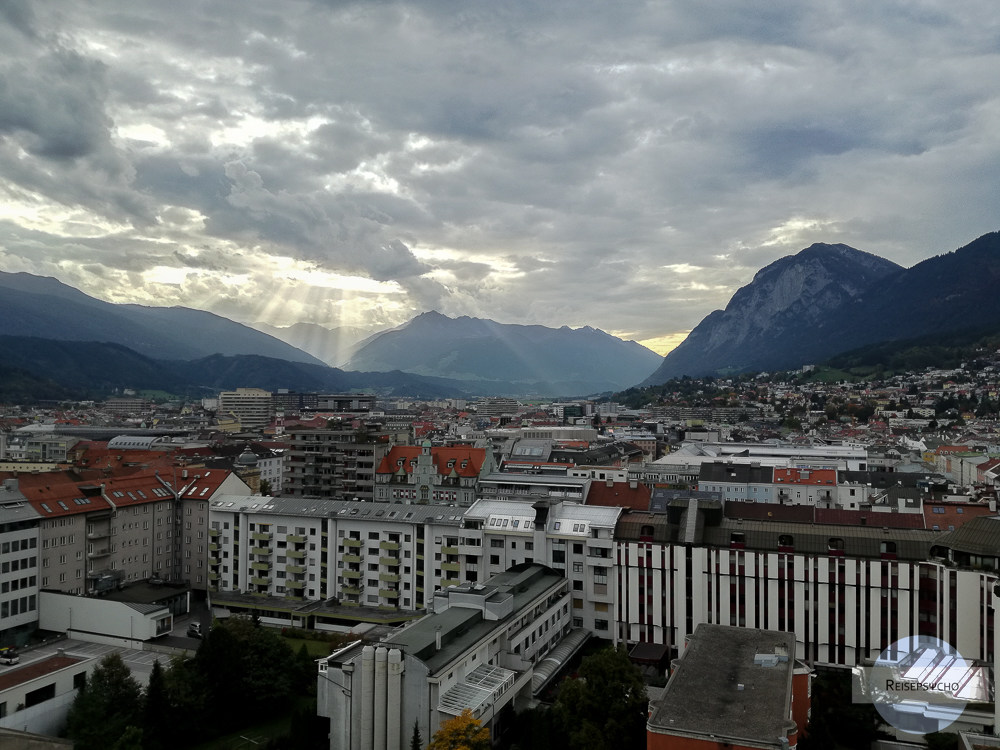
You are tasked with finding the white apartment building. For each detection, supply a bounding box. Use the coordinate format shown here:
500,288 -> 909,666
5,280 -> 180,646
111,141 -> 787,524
0,479 -> 41,646
318,564 -> 572,750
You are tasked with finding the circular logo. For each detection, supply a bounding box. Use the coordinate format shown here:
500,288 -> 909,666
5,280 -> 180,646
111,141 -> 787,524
863,635 -> 985,735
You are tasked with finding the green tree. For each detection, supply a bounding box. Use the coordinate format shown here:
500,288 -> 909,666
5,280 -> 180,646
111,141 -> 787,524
427,709 -> 489,750
65,652 -> 144,750
552,646 -> 647,750
143,658 -> 172,750
410,719 -> 423,750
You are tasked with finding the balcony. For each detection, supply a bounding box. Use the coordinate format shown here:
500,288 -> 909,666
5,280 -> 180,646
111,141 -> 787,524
342,569 -> 362,579
441,545 -> 460,555
379,589 -> 401,599
286,564 -> 306,575
341,584 -> 362,595
250,576 -> 270,586
250,546 -> 271,556
379,572 -> 400,583
441,562 -> 461,573
209,543 -> 219,553
287,534 -> 307,544
88,548 -> 111,559
287,549 -> 307,560
287,580 -> 306,590
208,557 -> 221,567
87,530 -> 110,540
343,538 -> 363,548
208,571 -> 220,581
209,528 -> 220,537
250,561 -> 272,572
379,556 -> 401,567
379,540 -> 400,551
252,531 -> 273,542
343,554 -> 363,564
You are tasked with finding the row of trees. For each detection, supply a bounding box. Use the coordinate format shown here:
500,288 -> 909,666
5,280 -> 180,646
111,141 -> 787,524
65,615 -> 325,750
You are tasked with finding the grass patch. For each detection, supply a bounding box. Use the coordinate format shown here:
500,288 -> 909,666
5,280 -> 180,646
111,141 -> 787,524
282,635 -> 335,658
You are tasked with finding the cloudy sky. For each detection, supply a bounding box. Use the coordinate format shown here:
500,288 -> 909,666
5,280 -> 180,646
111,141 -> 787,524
1,1 -> 998,355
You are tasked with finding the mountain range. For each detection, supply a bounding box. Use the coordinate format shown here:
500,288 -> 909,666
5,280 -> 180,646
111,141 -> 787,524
0,271 -> 324,366
642,231 -> 1000,383
0,273 -> 662,398
342,311 -> 663,393
4,230 -> 1000,400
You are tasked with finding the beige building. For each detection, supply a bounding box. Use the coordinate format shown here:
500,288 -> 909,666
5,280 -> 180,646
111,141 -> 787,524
218,387 -> 274,431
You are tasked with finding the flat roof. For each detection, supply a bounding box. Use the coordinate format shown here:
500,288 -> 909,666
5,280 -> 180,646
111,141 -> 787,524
649,624 -> 796,745
386,564 -> 564,673
0,654 -> 86,692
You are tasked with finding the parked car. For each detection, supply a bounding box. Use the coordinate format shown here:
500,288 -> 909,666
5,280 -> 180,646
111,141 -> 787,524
186,623 -> 202,639
0,646 -> 19,665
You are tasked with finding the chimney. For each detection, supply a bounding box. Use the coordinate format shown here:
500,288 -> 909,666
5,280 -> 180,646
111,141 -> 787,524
435,626 -> 442,652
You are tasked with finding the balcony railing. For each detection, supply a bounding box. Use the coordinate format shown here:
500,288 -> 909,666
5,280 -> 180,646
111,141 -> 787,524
343,538 -> 363,548
379,556 -> 401,567
379,541 -> 400,551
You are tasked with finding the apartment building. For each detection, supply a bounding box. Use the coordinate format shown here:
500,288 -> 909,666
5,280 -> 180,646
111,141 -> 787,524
14,468 -> 248,598
318,564 -> 572,750
614,501 -> 1000,669
0,479 -> 41,646
218,387 -> 273,431
283,427 -> 398,501
207,497 -> 467,613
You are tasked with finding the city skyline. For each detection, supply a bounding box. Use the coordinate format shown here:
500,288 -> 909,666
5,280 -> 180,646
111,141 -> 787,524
1,1 -> 998,355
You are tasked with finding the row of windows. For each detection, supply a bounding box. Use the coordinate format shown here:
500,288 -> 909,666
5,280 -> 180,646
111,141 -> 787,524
1,538 -> 36,553
1,556 -> 37,574
0,595 -> 36,619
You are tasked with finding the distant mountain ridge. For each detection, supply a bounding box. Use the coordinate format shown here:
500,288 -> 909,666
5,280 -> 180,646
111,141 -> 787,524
250,321 -> 375,367
344,310 -> 664,393
642,231 -> 1000,383
0,271 -> 325,366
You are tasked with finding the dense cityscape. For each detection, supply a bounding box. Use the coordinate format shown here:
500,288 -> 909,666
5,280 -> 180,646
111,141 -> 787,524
3,353 -> 1000,748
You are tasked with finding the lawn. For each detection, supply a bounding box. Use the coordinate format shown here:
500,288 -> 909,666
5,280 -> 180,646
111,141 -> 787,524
282,635 -> 336,658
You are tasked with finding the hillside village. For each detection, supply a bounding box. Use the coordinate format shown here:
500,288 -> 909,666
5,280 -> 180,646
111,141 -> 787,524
3,357 -> 1000,747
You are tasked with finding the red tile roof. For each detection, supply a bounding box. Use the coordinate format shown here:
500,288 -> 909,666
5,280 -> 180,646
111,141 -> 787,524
772,468 -> 838,486
377,446 -> 488,478
586,480 -> 651,511
10,466 -> 234,518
